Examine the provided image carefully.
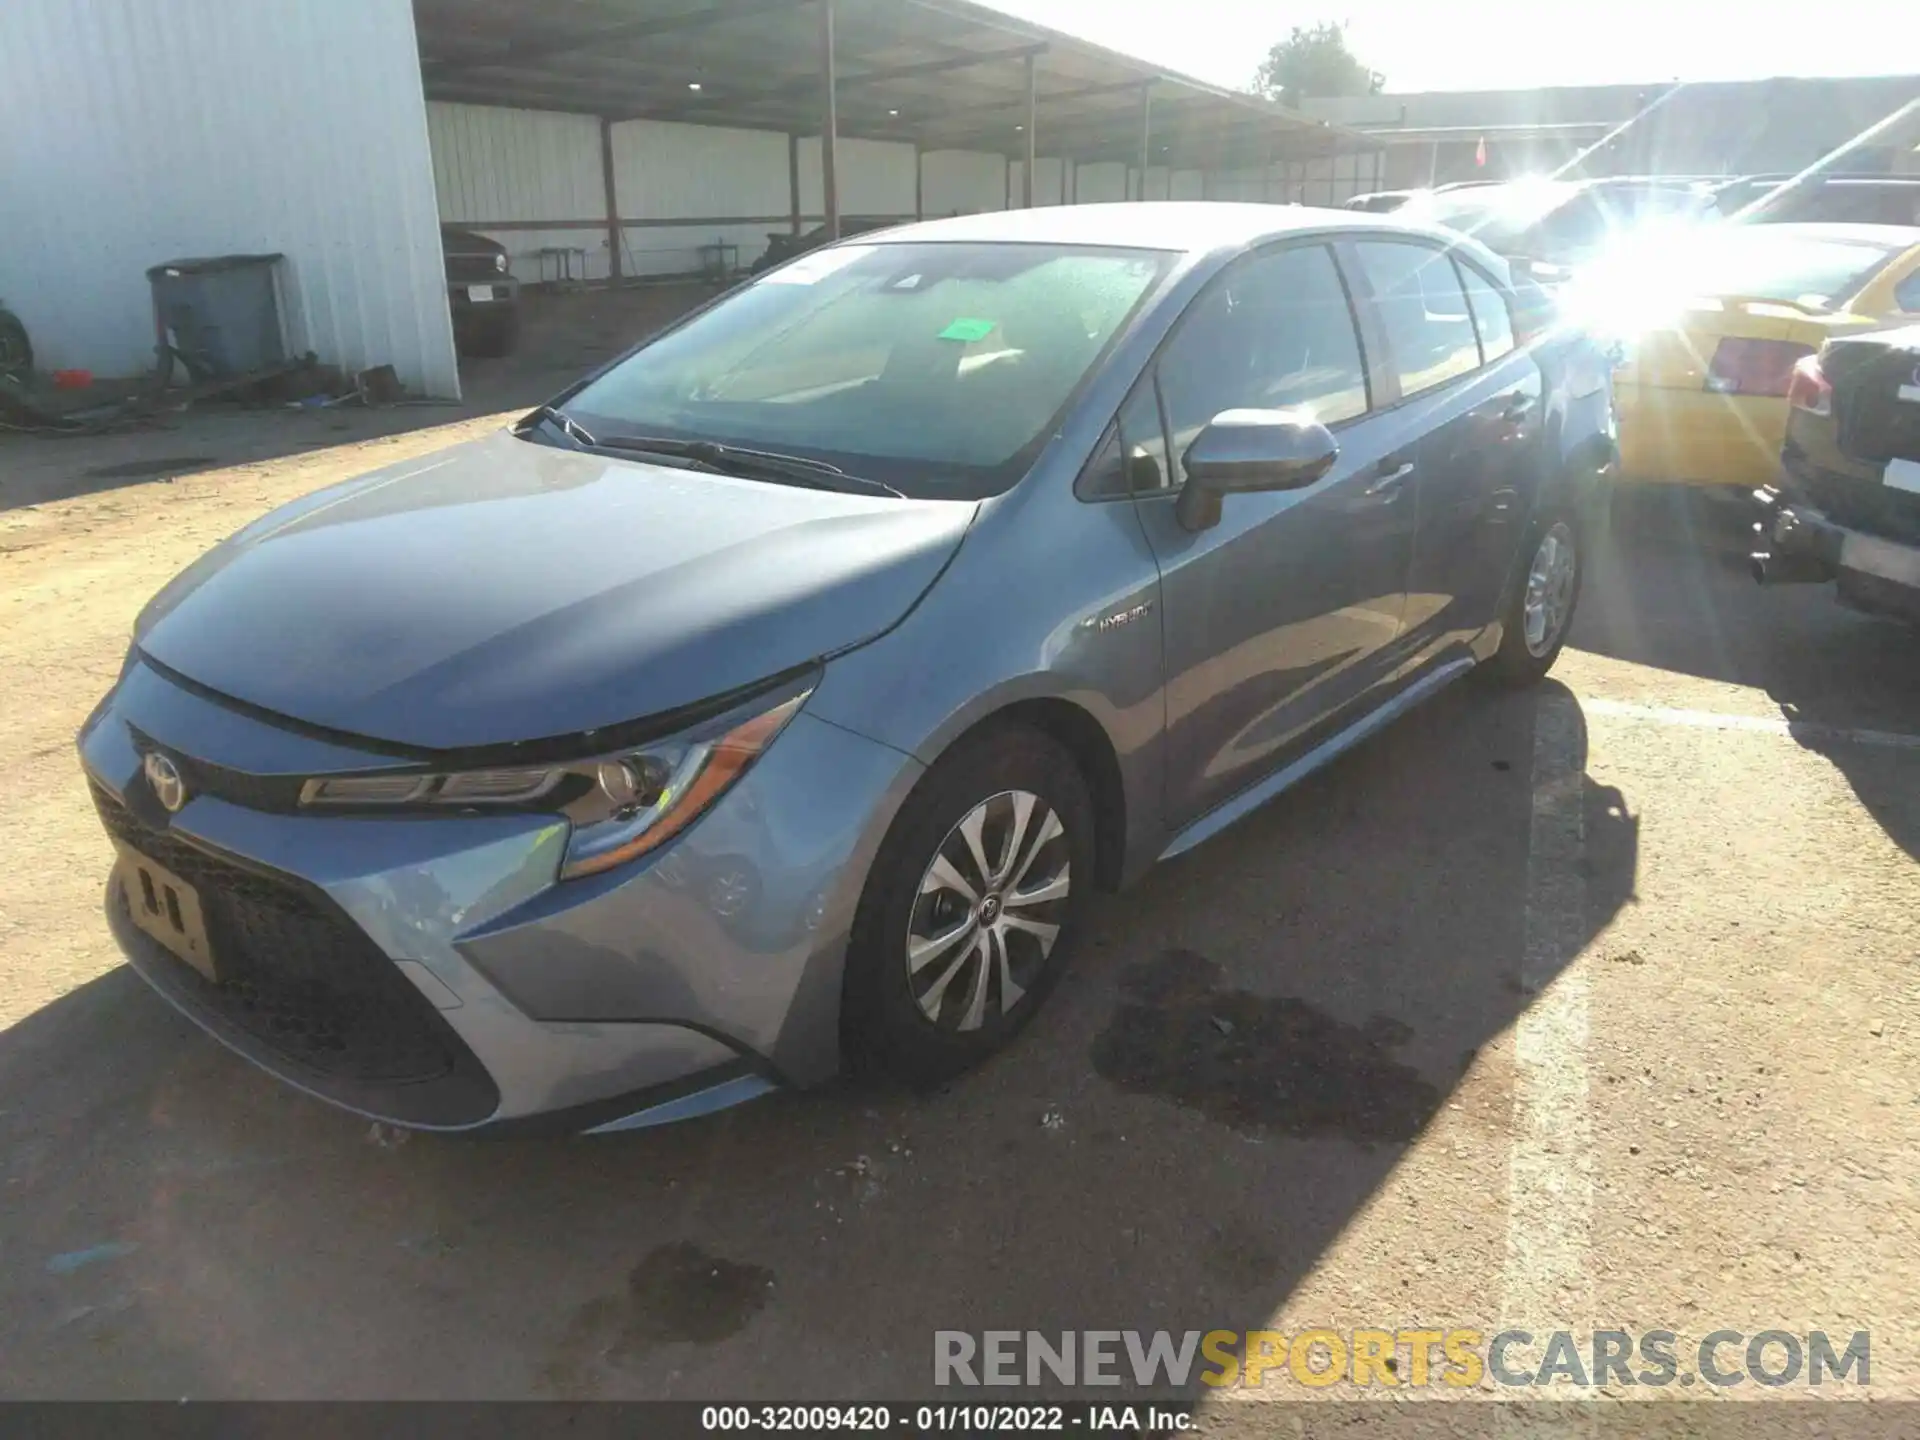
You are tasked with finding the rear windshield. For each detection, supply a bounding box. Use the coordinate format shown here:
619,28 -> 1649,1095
1677,230 -> 1902,307
563,242 -> 1171,499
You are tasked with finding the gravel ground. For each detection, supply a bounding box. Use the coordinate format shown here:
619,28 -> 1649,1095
0,296 -> 1914,1409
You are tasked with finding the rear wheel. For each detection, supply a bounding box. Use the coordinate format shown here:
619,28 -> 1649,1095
1480,510 -> 1582,686
456,307 -> 518,359
843,726 -> 1094,1087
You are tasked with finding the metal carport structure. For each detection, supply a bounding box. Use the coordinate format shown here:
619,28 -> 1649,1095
414,0 -> 1375,275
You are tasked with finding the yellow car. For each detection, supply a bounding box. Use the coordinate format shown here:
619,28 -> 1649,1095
1608,222 -> 1920,488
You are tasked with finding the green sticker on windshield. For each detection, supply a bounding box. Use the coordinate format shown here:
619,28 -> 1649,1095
937,317 -> 996,342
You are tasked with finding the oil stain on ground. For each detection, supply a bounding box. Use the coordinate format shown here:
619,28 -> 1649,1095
1091,950 -> 1438,1141
536,1242 -> 773,1392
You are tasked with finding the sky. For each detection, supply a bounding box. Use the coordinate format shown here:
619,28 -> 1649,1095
988,0 -> 1920,94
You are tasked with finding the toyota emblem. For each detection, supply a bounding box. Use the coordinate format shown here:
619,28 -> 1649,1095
143,751 -> 188,813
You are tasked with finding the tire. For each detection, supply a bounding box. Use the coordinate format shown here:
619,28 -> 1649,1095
0,308 -> 32,381
1479,507 -> 1583,687
842,724 -> 1095,1087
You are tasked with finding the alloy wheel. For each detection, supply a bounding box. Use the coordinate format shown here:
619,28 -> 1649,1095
905,789 -> 1071,1032
1522,521 -> 1578,657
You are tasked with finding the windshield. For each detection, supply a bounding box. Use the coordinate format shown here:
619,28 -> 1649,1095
560,242 -> 1171,499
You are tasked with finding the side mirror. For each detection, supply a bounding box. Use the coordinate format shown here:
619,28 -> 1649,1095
1175,410 -> 1339,532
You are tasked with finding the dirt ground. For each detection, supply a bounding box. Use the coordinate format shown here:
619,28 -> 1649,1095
1,287 -> 1916,1412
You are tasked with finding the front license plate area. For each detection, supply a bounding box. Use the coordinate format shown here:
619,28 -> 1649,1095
466,284 -> 495,302
115,842 -> 218,982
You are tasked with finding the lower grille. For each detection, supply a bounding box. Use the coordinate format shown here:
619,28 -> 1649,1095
93,783 -> 481,1091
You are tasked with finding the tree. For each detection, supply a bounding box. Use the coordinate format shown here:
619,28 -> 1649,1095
1253,22 -> 1383,108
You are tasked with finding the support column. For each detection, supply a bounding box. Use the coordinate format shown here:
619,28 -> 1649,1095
788,132 -> 802,234
819,0 -> 839,240
600,117 -> 622,284
1022,52 -> 1037,208
1003,156 -> 1011,210
1137,85 -> 1152,200
914,143 -> 924,221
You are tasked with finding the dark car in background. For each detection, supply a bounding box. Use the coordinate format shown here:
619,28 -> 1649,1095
1716,175 -> 1920,227
442,224 -> 521,358
1404,177 -> 1722,284
1343,189 -> 1422,214
1756,321 -> 1920,624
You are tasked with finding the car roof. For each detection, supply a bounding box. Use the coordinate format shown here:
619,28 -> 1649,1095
856,201 -> 1478,259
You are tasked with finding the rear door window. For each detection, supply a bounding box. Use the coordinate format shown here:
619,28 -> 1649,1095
1351,240 -> 1483,398
1455,261 -> 1516,361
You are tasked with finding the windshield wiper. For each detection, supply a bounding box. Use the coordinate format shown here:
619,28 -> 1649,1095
593,434 -> 903,497
514,404 -> 598,449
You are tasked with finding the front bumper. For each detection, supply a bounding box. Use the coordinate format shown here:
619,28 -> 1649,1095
447,276 -> 521,315
79,659 -> 920,1133
1615,386 -> 1788,488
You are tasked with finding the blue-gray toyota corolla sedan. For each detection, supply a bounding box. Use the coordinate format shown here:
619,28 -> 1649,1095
80,204 -> 1615,1134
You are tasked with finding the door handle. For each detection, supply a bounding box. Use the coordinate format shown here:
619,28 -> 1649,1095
1364,459 -> 1415,499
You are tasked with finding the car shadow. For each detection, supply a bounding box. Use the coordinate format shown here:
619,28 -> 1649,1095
0,679 -> 1634,1401
1576,483 -> 1920,860
0,285 -> 712,514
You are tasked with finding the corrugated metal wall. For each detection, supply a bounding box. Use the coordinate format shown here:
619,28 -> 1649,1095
615,119 -> 792,278
922,150 -> 1009,215
797,136 -> 918,219
423,101 -> 1318,282
0,0 -> 459,397
1072,164 -> 1130,203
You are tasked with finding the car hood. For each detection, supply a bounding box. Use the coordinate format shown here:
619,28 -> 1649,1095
135,430 -> 976,750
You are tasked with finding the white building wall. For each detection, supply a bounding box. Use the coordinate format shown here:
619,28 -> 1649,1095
1006,158 -> 1068,207
797,137 -> 918,219
0,0 -> 458,397
1072,163 -> 1130,203
922,151 -> 1008,215
614,118 -> 792,276
1209,167 -> 1275,202
428,101 -> 610,281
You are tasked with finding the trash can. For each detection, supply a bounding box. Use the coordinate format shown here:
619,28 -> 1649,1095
147,253 -> 287,382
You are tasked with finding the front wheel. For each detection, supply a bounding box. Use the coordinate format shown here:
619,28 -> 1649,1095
1480,510 -> 1582,686
842,725 -> 1094,1087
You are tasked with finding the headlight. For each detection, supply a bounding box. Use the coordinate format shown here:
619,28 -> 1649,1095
298,684 -> 812,879
494,253 -> 509,273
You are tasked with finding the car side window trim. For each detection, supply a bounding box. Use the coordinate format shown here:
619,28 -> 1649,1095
1339,236 -> 1499,415
1074,233 -> 1387,503
1449,255 -> 1490,369
1452,254 -> 1521,366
